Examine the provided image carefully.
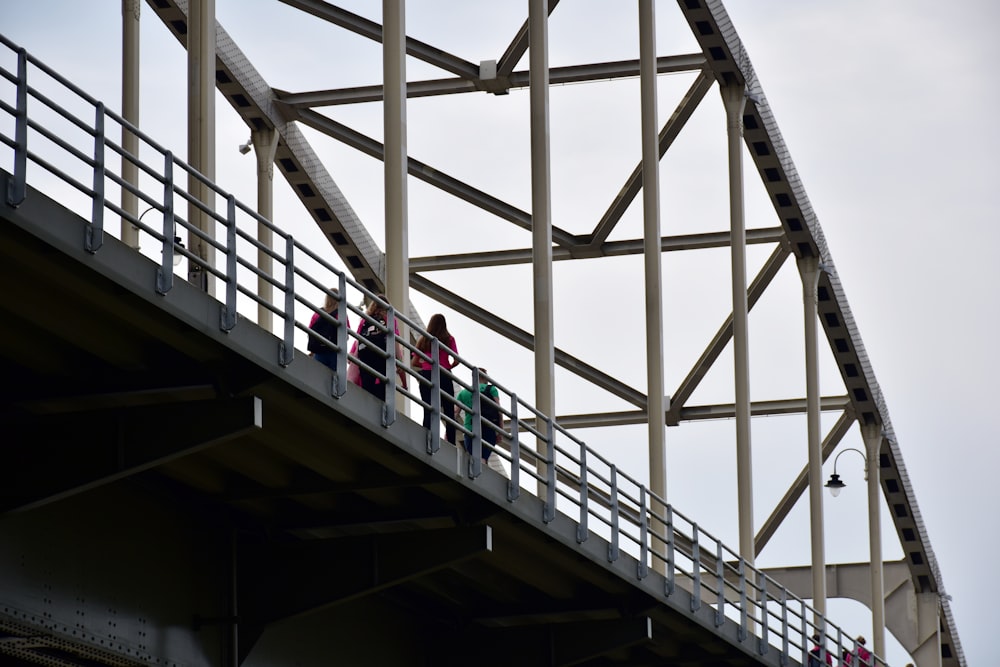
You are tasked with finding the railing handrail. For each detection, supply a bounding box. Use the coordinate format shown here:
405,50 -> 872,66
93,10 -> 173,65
0,33 -> 888,667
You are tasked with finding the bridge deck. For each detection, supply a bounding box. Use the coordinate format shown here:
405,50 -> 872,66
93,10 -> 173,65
1,173 -> 783,666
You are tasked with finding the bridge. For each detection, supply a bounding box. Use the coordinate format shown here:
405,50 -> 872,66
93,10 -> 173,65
0,2 -> 965,667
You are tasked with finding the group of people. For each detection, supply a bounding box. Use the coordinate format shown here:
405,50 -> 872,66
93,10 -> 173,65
307,289 -> 408,399
809,634 -> 873,667
307,289 -> 505,472
412,314 -> 504,470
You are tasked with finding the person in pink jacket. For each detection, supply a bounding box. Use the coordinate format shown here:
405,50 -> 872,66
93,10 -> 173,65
413,314 -> 459,444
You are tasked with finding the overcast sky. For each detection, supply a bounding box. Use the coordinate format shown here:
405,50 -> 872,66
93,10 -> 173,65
2,1 -> 997,666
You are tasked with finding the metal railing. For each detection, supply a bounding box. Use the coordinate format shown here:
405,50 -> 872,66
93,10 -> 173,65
0,33 -> 887,667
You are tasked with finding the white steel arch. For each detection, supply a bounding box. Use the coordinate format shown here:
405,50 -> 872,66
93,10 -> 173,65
124,1 -> 965,665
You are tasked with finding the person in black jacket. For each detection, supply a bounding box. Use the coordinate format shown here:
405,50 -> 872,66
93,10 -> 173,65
308,288 -> 344,371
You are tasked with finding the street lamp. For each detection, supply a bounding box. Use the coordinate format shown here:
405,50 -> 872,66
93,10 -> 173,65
825,447 -> 867,497
139,206 -> 184,267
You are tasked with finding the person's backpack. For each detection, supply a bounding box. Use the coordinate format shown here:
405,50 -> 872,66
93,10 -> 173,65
357,318 -> 387,358
479,384 -> 500,440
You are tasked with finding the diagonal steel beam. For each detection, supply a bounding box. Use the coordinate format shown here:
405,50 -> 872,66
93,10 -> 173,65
667,244 -> 790,423
241,525 -> 493,624
2,396 -> 262,513
410,274 -> 647,409
238,525 -> 492,661
276,0 -> 479,78
495,0 -> 560,78
147,0 -> 390,296
288,106 -> 580,247
754,408 -> 855,556
586,70 -> 715,248
457,617 -> 653,667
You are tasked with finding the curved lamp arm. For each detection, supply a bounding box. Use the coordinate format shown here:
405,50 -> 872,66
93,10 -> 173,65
139,205 -> 185,267
824,447 -> 868,497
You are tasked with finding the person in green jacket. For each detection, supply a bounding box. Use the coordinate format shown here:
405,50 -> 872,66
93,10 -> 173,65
455,368 -> 502,462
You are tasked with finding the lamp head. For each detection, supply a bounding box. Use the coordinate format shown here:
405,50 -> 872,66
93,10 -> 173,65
172,235 -> 185,267
825,473 -> 846,497
238,139 -> 253,155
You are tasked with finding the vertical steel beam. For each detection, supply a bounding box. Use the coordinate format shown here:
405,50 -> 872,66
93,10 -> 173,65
861,423 -> 886,657
383,0 -> 409,418
383,0 -> 408,326
722,83 -> 754,567
251,128 -> 278,332
798,255 -> 825,618
121,0 -> 141,248
638,0 -> 667,574
187,0 -> 216,294
529,0 -> 555,496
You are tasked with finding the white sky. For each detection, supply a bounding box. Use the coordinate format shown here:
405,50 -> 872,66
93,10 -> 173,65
3,1 -> 998,666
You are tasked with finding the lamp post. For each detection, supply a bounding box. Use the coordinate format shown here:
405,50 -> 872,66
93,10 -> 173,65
824,447 -> 867,497
238,131 -> 278,333
139,206 -> 184,267
825,437 -> 886,658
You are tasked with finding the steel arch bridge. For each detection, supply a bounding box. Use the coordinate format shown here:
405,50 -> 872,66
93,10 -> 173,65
0,1 -> 963,666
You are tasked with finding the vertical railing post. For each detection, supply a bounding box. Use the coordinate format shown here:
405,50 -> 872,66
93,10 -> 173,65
576,446 -> 588,544
7,48 -> 27,207
86,103 -> 105,253
691,524 -> 702,612
333,272 -> 348,398
156,153 -> 175,295
427,337 -> 441,452
278,235 -> 295,367
637,485 -> 649,580
759,570 -> 769,655
780,586 -> 789,666
664,504 -> 675,597
608,464 -> 620,561
543,415 -> 556,523
220,194 -> 237,332
715,542 -> 725,627
738,557 -> 748,642
507,397 -> 520,501
800,602 -> 808,667
383,306 -> 397,427
468,367 -> 483,478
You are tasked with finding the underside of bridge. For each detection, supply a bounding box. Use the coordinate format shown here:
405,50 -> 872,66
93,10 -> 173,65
0,178 -> 780,667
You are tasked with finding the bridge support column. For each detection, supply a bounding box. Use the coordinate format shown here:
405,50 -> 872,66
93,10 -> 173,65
529,0 -> 555,496
861,422 -> 886,657
798,255 -> 825,618
187,0 -> 216,295
383,0 -> 410,418
638,0 -> 666,572
121,0 -> 140,248
722,82 -> 753,572
383,0 -> 408,328
251,128 -> 278,332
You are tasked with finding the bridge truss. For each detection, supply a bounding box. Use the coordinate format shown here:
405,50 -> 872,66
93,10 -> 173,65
0,1 -> 964,666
